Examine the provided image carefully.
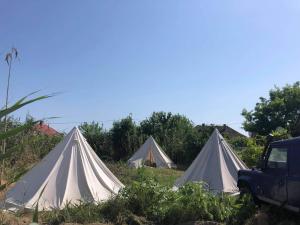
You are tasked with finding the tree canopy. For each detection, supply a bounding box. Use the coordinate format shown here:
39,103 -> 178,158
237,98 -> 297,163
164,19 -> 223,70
79,112 -> 213,165
242,82 -> 300,137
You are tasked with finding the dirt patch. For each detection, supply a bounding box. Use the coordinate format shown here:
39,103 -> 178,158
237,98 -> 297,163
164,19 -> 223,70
0,182 -> 16,202
0,211 -> 31,225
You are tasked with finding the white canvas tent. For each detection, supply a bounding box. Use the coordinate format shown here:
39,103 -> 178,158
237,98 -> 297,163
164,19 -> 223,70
174,129 -> 247,193
5,127 -> 124,211
128,136 -> 176,168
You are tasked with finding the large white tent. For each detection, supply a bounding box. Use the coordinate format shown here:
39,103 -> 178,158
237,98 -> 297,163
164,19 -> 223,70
174,129 -> 247,193
128,136 -> 176,169
5,127 -> 124,211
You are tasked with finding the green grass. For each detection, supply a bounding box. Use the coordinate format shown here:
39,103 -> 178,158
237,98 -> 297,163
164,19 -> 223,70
105,161 -> 184,186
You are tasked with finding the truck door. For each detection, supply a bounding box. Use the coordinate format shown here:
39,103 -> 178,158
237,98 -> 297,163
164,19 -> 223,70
259,146 -> 288,204
287,145 -> 300,210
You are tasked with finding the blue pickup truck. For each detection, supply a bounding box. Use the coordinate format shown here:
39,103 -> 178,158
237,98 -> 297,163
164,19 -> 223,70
238,136 -> 300,212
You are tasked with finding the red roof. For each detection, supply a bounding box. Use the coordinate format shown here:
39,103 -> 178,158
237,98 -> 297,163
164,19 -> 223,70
34,123 -> 59,136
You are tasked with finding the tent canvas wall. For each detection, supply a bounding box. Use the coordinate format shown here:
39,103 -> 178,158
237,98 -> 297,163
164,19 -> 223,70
5,127 -> 124,211
128,136 -> 176,168
174,129 -> 247,193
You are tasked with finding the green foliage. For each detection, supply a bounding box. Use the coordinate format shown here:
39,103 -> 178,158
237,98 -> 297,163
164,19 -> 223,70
110,115 -> 142,160
42,170 -> 256,225
140,112 -> 202,164
0,92 -> 54,186
32,184 -> 48,223
0,116 -> 62,184
106,161 -> 183,186
242,82 -> 300,137
81,112 -> 247,167
78,112 -> 211,165
79,121 -> 112,160
42,201 -> 105,225
271,127 -> 291,141
229,136 -> 264,168
0,92 -> 52,141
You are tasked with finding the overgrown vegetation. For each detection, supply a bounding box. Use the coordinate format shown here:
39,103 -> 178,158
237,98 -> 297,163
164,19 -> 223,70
1,117 -> 62,185
0,49 -> 58,187
42,169 -> 256,225
229,136 -> 264,168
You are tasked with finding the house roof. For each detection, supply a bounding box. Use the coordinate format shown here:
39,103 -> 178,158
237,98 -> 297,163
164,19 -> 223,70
215,125 -> 247,138
34,122 -> 59,136
196,124 -> 247,139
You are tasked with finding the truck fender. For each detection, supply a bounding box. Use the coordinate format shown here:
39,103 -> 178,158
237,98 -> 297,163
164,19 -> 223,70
237,176 -> 256,194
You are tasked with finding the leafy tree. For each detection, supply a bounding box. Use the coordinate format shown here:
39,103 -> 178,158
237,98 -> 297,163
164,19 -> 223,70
79,122 -> 112,160
271,127 -> 291,141
110,115 -> 141,160
183,130 -> 206,165
140,112 -> 202,164
242,82 -> 300,137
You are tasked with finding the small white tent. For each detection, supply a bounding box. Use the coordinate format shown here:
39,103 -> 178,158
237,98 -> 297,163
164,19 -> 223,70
5,127 -> 124,211
128,136 -> 176,169
174,129 -> 247,193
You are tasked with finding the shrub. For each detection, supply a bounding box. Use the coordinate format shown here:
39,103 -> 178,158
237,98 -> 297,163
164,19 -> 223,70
229,136 -> 264,168
117,170 -> 256,225
42,201 -> 105,225
43,170 -> 256,225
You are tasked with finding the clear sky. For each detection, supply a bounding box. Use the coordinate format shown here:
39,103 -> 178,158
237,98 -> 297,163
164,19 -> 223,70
0,0 -> 299,134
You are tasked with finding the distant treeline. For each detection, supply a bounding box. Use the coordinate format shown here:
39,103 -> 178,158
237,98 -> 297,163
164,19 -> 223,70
0,113 -> 247,175
79,111 -> 237,165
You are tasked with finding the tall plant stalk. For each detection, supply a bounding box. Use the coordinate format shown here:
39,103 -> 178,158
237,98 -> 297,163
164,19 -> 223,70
2,48 -> 18,153
1,48 -> 18,185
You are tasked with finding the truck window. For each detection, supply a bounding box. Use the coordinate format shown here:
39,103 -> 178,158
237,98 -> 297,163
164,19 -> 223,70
289,147 -> 300,176
267,147 -> 287,169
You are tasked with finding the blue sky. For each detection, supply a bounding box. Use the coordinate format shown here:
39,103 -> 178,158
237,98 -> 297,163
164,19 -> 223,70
0,0 -> 299,134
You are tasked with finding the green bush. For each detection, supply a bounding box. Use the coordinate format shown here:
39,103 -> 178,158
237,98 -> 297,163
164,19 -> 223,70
229,136 -> 264,168
42,201 -> 105,225
43,170 -> 256,225
119,178 -> 255,225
